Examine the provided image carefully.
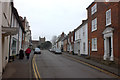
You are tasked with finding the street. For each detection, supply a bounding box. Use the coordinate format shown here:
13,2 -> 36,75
33,50 -> 114,79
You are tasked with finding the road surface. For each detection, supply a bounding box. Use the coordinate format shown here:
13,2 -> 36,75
33,50 -> 114,79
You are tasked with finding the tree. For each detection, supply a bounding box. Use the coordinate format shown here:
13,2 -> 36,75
38,41 -> 52,50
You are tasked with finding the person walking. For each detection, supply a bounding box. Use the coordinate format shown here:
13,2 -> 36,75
19,49 -> 24,59
25,47 -> 31,59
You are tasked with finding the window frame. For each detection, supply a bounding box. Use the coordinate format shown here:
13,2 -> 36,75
106,9 -> 111,26
91,3 -> 97,15
92,38 -> 97,51
92,18 -> 97,32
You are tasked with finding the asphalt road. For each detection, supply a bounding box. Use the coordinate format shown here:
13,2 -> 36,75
34,50 -> 114,78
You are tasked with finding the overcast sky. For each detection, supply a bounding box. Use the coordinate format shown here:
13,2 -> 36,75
14,0 -> 94,41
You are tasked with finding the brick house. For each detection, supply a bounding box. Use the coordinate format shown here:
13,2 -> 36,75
32,40 -> 39,49
56,32 -> 66,51
63,35 -> 68,52
67,32 -> 72,52
87,2 -> 120,63
71,30 -> 75,54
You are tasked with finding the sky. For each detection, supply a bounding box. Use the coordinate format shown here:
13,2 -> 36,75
14,0 -> 94,41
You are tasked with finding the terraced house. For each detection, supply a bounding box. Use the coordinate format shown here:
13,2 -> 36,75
0,1 -> 31,78
9,6 -> 25,61
0,2 -> 12,78
74,20 -> 88,56
87,2 -> 120,64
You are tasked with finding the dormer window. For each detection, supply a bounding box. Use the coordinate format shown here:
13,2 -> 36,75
91,3 -> 97,15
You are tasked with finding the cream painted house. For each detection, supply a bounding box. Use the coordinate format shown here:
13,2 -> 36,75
0,1 -> 25,78
0,1 -> 12,78
22,17 -> 31,50
79,21 -> 88,56
74,27 -> 80,55
74,20 -> 88,56
9,6 -> 24,60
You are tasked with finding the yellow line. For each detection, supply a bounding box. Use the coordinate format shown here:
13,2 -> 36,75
32,55 -> 38,80
34,54 -> 42,80
63,54 -> 120,78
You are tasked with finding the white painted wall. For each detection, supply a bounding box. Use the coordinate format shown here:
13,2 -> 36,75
58,41 -> 61,49
2,2 -> 12,71
19,27 -> 22,50
10,13 -> 20,56
74,28 -> 80,54
80,23 -> 88,55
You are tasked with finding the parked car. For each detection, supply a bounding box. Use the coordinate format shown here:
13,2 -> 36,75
55,48 -> 62,54
49,49 -> 52,51
49,48 -> 54,52
34,48 -> 41,54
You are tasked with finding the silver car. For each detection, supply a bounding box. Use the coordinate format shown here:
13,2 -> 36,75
34,48 -> 41,54
55,48 -> 62,54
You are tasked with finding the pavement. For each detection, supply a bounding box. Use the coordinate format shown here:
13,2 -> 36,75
62,52 -> 120,77
2,52 -> 34,80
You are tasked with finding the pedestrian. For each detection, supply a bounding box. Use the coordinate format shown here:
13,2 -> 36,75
25,47 -> 31,59
19,49 -> 24,59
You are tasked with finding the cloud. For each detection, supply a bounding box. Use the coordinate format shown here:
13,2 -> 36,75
14,0 -> 94,40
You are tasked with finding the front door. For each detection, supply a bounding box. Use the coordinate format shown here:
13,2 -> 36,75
103,27 -> 114,61
107,37 -> 112,58
104,36 -> 114,61
108,37 -> 111,57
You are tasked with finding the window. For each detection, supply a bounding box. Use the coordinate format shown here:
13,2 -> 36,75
12,38 -> 17,55
79,30 -> 80,39
91,3 -> 97,15
92,18 -> 97,32
83,32 -> 85,37
71,36 -> 73,42
92,38 -> 97,51
83,42 -> 86,52
106,9 -> 111,26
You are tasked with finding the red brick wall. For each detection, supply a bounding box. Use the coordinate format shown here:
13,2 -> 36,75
63,39 -> 67,52
118,2 -> 120,64
87,2 -> 120,62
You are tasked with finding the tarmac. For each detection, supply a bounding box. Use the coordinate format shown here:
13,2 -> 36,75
62,52 -> 120,77
1,50 -> 120,79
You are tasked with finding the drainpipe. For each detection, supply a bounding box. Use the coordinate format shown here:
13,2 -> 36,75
8,2 -> 13,62
0,1 -> 2,79
89,40 -> 91,56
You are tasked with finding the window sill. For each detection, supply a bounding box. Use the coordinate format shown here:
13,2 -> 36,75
106,23 -> 111,27
92,49 -> 97,52
91,29 -> 97,32
91,11 -> 97,16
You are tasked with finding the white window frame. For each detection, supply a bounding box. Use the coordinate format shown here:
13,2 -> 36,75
92,18 -> 97,32
106,9 -> 111,26
91,3 -> 97,15
92,38 -> 97,51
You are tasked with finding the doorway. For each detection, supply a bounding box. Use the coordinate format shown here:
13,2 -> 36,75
103,27 -> 114,61
107,37 -> 112,58
104,36 -> 114,61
